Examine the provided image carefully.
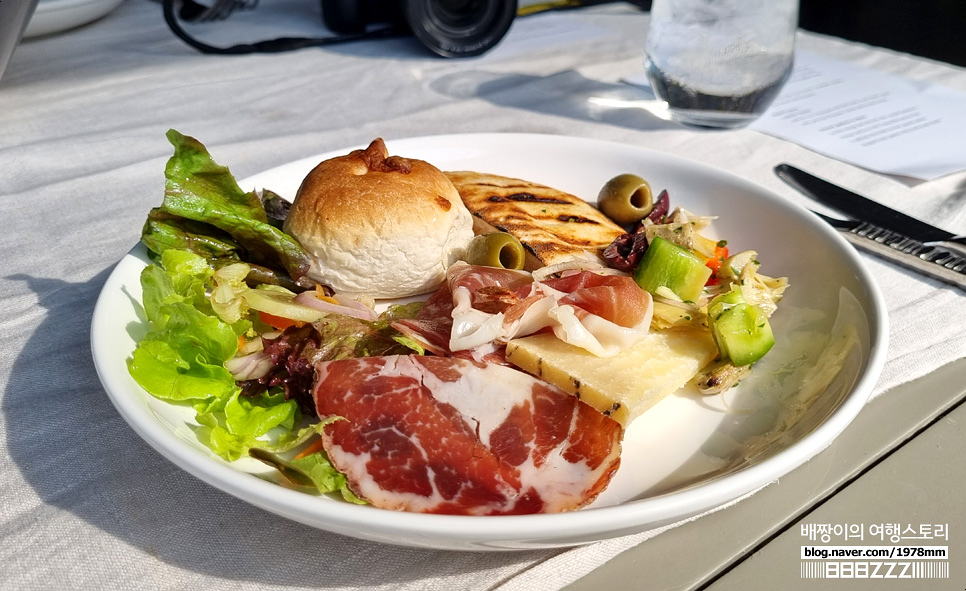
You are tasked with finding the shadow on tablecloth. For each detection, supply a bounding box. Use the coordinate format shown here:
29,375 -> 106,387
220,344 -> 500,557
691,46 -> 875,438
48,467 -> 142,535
430,69 -> 680,134
3,268 -> 550,588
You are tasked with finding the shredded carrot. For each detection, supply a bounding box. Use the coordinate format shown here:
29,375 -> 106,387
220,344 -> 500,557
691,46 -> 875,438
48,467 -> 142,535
314,286 -> 340,305
293,437 -> 327,460
705,243 -> 729,285
258,311 -> 303,330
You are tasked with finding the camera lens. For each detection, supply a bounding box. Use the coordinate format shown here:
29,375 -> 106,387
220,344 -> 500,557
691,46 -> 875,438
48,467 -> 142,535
403,0 -> 515,57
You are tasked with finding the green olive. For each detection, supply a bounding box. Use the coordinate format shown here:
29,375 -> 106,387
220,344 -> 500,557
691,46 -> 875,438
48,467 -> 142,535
464,232 -> 526,270
598,173 -> 654,224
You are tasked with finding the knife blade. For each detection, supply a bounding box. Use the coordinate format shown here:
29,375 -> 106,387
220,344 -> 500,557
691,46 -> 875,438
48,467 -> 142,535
774,164 -> 966,249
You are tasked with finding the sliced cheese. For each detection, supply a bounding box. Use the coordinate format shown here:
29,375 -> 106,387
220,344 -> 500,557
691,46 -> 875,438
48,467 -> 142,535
505,329 -> 718,428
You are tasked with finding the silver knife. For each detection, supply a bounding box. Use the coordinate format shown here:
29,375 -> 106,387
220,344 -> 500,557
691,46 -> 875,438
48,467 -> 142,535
775,164 -> 966,290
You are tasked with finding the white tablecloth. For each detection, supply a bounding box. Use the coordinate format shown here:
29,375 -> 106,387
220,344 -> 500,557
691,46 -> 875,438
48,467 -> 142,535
2,1 -> 965,589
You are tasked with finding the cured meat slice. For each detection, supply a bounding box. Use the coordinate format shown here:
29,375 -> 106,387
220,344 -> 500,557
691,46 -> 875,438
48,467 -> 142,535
391,283 -> 455,356
390,263 -> 530,357
313,355 -> 623,515
392,262 -> 653,359
542,272 -> 651,329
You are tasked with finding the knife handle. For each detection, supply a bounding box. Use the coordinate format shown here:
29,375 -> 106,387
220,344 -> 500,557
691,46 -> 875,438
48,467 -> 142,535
923,236 -> 966,259
843,222 -> 966,290
852,221 -> 966,266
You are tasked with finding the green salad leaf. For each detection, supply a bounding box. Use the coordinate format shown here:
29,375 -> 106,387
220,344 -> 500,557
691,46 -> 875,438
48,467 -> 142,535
250,419 -> 365,503
194,390 -> 299,462
128,248 -> 365,500
129,250 -> 242,403
128,250 -> 294,461
250,448 -> 367,504
141,129 -> 315,289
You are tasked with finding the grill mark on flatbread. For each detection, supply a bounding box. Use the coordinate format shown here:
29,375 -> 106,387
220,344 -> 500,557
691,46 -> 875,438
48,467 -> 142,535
556,214 -> 598,224
445,171 -> 625,270
489,193 -> 571,205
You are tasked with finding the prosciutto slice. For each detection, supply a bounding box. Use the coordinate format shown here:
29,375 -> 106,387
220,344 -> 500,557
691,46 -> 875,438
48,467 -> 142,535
313,355 -> 623,515
392,263 -> 652,358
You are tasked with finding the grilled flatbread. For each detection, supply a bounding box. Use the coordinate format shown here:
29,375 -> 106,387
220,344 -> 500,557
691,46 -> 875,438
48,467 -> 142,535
445,171 -> 625,271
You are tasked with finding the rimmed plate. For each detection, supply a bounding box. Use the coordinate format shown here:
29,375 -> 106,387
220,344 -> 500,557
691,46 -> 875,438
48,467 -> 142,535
24,0 -> 124,38
91,133 -> 888,550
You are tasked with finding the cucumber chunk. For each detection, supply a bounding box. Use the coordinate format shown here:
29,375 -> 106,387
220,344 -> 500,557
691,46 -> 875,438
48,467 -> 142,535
633,236 -> 711,302
709,289 -> 774,366
707,287 -> 744,319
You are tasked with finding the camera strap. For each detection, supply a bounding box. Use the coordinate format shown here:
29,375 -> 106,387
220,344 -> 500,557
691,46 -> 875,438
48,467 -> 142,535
161,0 -> 406,55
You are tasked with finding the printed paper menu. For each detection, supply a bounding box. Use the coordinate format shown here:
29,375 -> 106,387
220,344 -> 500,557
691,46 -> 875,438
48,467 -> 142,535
624,49 -> 966,180
749,50 -> 966,180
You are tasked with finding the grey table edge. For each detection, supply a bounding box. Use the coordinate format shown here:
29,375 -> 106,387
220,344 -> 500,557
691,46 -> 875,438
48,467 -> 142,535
566,357 -> 966,591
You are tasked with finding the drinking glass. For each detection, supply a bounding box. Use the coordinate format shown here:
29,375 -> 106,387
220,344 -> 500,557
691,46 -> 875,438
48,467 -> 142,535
644,0 -> 799,129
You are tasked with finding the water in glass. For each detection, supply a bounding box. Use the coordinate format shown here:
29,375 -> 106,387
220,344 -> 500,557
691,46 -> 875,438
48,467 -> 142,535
644,0 -> 799,129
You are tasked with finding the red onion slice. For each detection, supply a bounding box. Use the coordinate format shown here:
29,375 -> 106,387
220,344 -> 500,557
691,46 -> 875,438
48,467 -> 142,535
293,292 -> 377,321
332,294 -> 378,315
226,351 -> 274,381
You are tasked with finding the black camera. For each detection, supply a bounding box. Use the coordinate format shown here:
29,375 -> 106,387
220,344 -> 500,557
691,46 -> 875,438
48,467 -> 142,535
321,0 -> 517,57
161,0 -> 518,58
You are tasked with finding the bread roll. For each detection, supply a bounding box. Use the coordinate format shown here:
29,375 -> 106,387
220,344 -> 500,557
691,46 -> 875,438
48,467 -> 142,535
284,139 -> 474,298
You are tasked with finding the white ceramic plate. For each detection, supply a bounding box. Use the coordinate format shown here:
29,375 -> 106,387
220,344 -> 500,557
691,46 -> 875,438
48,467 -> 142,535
24,0 -> 123,38
91,133 -> 888,550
